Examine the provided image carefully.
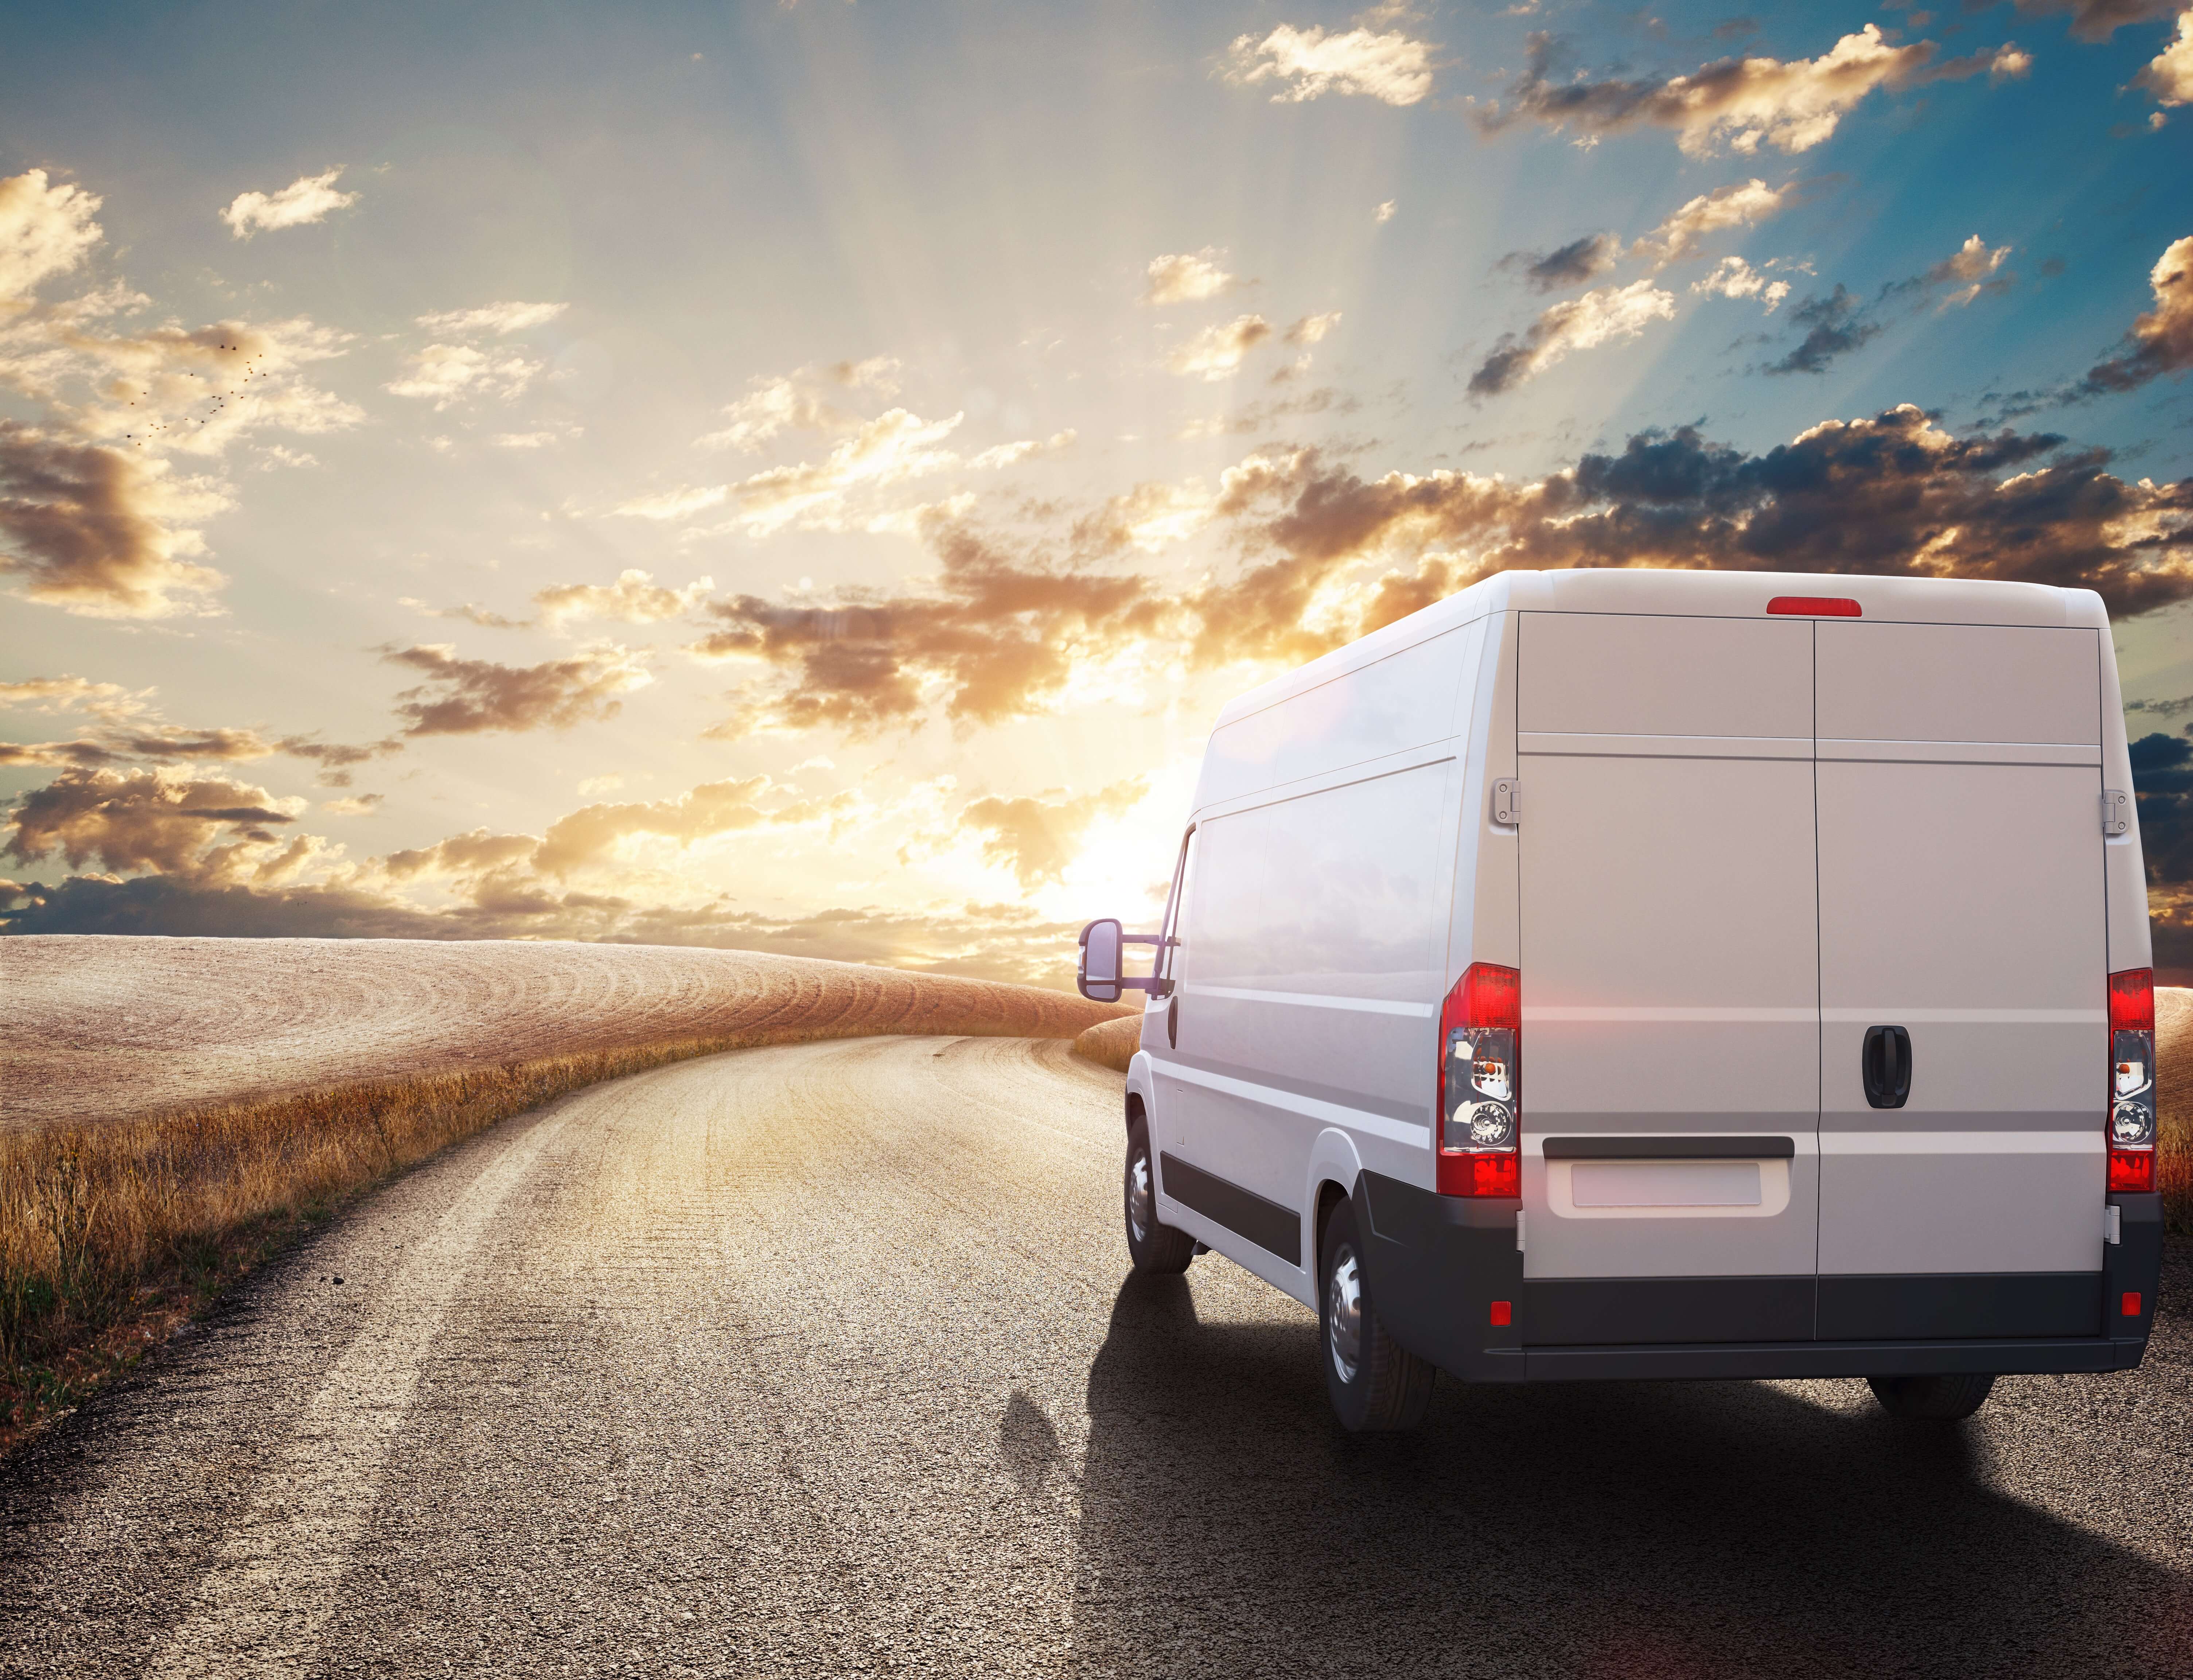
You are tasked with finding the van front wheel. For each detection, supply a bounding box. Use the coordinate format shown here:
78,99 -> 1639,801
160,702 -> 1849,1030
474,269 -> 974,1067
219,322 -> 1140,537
1318,1196 -> 1434,1432
1867,1372 -> 1996,1421
1124,1119 -> 1196,1273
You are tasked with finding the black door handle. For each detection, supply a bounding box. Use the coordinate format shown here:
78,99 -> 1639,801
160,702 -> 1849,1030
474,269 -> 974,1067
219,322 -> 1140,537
1168,995 -> 1179,1049
1862,1025 -> 1911,1109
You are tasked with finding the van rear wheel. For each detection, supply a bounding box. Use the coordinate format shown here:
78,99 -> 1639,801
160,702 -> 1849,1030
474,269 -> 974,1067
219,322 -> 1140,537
1124,1118 -> 1196,1273
1867,1372 -> 1996,1421
1318,1196 -> 1434,1432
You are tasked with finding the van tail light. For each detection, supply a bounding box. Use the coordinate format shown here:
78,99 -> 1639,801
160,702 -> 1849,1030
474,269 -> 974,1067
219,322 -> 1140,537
2108,967 -> 2156,1194
1438,963 -> 1520,1197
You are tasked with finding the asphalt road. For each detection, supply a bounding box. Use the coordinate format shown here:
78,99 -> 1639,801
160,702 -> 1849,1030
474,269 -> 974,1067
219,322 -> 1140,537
4,1035 -> 2192,1677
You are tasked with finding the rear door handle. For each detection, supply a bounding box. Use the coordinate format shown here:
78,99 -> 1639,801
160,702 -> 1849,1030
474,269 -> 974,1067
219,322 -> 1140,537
1861,1024 -> 1911,1109
1168,995 -> 1179,1049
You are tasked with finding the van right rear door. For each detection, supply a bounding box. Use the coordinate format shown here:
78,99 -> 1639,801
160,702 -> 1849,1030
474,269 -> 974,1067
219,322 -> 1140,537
1813,620 -> 2108,1340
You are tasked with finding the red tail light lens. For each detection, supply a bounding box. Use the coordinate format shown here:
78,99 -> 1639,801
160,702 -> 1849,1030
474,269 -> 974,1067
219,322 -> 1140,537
2108,967 -> 2155,1194
1767,596 -> 1861,616
1438,963 -> 1521,1198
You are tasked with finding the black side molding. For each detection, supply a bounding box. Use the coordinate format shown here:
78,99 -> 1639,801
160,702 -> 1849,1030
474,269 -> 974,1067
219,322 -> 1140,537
1542,1135 -> 1796,1160
1158,1153 -> 1301,1265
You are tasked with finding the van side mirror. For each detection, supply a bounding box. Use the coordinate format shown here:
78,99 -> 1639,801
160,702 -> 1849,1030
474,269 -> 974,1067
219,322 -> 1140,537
1077,919 -> 1173,1002
1078,918 -> 1124,1002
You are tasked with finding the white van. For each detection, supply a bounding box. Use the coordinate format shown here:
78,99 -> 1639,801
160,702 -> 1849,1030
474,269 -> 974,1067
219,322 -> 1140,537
1078,569 -> 2162,1430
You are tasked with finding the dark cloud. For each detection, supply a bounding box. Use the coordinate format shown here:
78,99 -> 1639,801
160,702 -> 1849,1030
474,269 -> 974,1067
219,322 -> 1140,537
1767,286 -> 1885,374
1504,234 -> 1623,293
1471,25 -> 2004,157
1999,0 -> 2179,44
1212,405 -> 2193,631
2079,236 -> 2193,397
383,643 -> 652,735
2128,731 -> 2193,978
0,423 -> 224,617
4,767 -> 305,880
693,524 -> 1162,736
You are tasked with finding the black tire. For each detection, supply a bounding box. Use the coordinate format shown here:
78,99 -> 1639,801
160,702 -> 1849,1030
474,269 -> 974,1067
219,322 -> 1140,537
1124,1118 -> 1195,1274
1867,1372 -> 1997,1421
1318,1195 -> 1434,1432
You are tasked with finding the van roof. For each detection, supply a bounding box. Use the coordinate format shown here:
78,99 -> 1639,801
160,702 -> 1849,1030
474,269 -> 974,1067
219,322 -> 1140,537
1211,568 -> 2105,732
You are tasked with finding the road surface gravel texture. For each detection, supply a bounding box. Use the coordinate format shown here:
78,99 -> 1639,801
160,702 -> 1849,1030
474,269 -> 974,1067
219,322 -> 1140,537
2,1035 -> 2189,1677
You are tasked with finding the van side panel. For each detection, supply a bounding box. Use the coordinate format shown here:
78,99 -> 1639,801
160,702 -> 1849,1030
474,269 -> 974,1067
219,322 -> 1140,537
1460,614 -> 1522,977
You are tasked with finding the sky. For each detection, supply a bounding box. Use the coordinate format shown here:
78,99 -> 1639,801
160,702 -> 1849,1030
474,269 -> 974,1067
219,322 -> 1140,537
2,0 -> 2191,986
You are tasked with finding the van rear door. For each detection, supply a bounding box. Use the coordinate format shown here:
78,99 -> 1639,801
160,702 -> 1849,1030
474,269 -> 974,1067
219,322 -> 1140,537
1517,612 -> 1822,1344
1814,620 -> 2107,1339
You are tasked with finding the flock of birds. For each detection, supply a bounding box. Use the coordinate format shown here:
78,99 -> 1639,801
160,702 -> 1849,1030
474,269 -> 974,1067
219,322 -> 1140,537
120,343 -> 272,447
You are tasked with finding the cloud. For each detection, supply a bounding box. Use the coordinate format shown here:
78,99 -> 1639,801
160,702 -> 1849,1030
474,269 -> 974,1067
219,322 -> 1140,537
1507,233 -> 1623,292
967,430 -> 1076,470
697,357 -> 899,451
533,568 -> 714,626
1223,23 -> 1435,105
2079,235 -> 2193,394
728,407 -> 965,533
1630,178 -> 1800,269
1476,25 -> 2009,156
1374,199 -> 1398,223
1694,255 -> 1792,311
1923,234 -> 2014,307
413,301 -> 566,336
219,168 -> 359,238
386,342 -> 543,408
0,170 -> 103,303
0,674 -> 147,720
1764,285 -> 1881,373
384,300 -> 564,409
1468,280 -> 1675,395
4,766 -> 312,883
2137,12 -> 2193,104
692,522 -> 1161,736
1144,249 -> 1240,305
612,483 -> 729,521
0,422 -> 229,616
1204,405 -> 2193,646
2005,0 -> 2179,43
961,779 -> 1148,888
383,643 -> 654,735
1285,311 -> 1342,345
1166,315 -> 1274,380
530,777 -> 825,877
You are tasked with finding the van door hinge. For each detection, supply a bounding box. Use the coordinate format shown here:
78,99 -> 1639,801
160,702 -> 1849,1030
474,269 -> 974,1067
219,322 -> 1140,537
1515,1210 -> 1527,1253
1492,778 -> 1521,827
2106,1204 -> 2122,1246
2102,789 -> 2130,837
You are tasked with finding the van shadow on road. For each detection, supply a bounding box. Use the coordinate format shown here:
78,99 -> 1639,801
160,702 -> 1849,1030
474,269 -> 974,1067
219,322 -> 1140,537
1069,1273 -> 2191,1679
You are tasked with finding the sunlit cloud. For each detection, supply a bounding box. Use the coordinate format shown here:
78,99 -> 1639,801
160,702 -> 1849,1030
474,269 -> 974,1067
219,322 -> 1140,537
1924,234 -> 2014,307
0,170 -> 102,303
1468,280 -> 1674,394
1224,22 -> 1436,106
534,568 -> 715,627
219,167 -> 359,238
1166,314 -> 1273,380
2082,234 -> 2193,394
1631,178 -> 1800,269
383,643 -> 654,735
1144,249 -> 1240,305
1694,255 -> 1792,312
1476,25 -> 2019,156
697,356 -> 899,451
2136,13 -> 2193,106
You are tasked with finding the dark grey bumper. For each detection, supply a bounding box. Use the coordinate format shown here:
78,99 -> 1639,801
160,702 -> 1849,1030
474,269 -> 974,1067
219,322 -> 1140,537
1355,1170 -> 2160,1385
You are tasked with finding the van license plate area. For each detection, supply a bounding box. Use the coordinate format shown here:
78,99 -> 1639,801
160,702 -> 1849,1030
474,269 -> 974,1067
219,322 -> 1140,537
1572,1161 -> 1760,1208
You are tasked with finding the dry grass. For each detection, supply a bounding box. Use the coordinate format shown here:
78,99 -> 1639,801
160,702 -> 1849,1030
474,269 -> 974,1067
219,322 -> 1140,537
0,938 -> 1132,1452
1072,1011 -> 1144,1073
2157,988 -> 2193,1235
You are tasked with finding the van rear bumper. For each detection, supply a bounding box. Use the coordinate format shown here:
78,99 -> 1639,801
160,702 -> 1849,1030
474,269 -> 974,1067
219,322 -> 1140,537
1354,1171 -> 2159,1386
1484,1335 -> 2142,1383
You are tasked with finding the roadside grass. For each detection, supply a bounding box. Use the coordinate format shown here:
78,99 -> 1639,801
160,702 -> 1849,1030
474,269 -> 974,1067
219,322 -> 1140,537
0,1026 -> 898,1453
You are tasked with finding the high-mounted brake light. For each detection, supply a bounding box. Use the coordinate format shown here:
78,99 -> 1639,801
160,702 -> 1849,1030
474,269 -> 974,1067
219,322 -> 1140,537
1437,963 -> 1521,1198
1767,596 -> 1862,617
2108,967 -> 2156,1194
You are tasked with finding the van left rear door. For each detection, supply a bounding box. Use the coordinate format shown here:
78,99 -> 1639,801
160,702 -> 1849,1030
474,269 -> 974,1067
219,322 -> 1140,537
1517,611 -> 1822,1345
